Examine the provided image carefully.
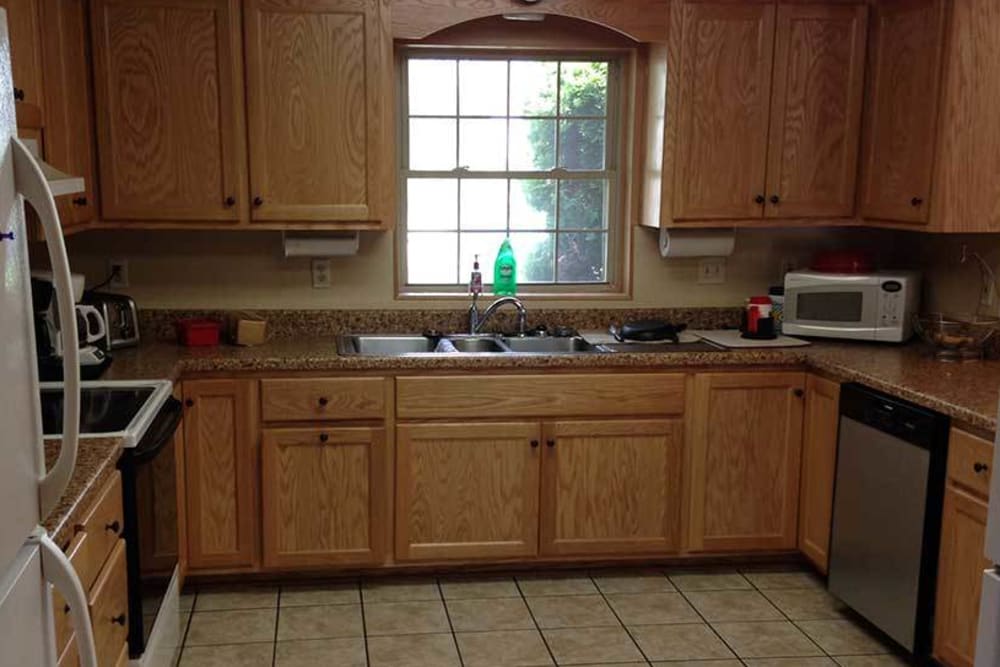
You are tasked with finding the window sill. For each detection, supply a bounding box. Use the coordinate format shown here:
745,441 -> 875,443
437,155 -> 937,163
396,289 -> 631,302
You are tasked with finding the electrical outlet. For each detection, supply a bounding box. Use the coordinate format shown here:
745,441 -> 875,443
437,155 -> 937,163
697,258 -> 726,285
983,281 -> 997,308
311,259 -> 332,289
108,258 -> 129,288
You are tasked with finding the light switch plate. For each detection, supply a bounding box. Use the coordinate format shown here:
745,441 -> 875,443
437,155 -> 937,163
311,259 -> 332,289
697,258 -> 726,285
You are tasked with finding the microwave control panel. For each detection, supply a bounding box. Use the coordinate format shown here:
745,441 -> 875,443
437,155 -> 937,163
878,281 -> 904,326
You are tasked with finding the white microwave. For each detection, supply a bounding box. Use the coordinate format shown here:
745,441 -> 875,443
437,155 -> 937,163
783,270 -> 921,342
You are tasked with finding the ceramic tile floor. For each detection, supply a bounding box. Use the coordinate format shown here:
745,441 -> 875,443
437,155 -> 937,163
175,565 -> 909,667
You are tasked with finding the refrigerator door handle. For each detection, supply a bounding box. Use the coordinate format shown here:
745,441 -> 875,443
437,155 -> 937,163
11,137 -> 81,518
35,531 -> 97,667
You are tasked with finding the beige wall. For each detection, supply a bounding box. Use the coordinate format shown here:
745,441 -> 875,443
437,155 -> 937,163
59,226 -> 883,311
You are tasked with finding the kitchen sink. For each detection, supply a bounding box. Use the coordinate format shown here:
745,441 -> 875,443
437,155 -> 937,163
337,335 -> 436,355
337,333 -> 599,356
500,336 -> 598,354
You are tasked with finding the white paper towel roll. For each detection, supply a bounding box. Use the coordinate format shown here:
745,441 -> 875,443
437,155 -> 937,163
659,227 -> 735,258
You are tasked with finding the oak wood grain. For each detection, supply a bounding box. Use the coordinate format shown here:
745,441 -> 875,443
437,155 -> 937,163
395,422 -> 541,561
672,2 -> 775,220
859,0 -> 945,224
540,419 -> 683,557
687,372 -> 806,552
261,377 -> 386,422
396,374 -> 686,420
182,379 -> 259,571
0,0 -> 45,123
765,3 -> 868,219
91,0 -> 247,221
86,539 -> 128,667
135,434 -> 180,575
797,374 -> 840,574
262,426 -> 386,568
74,471 -> 123,586
52,531 -> 88,660
947,427 -> 993,503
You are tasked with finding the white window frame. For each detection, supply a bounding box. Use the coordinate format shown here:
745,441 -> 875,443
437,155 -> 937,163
396,48 -> 631,298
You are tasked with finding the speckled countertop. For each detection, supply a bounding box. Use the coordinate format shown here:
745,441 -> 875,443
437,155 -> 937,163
43,437 -> 123,548
100,336 -> 1000,432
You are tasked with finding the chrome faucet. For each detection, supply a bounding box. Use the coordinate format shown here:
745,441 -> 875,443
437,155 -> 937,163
469,296 -> 528,336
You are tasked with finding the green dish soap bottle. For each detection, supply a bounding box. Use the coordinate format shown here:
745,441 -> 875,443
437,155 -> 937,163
493,238 -> 517,296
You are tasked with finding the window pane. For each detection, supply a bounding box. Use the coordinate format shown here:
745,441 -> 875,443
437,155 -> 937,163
510,61 -> 557,116
407,179 -> 457,230
557,232 -> 607,283
461,179 -> 507,230
409,59 -> 457,116
559,180 -> 607,230
408,232 -> 458,284
509,119 -> 555,171
559,62 -> 608,116
510,179 -> 555,230
410,119 -> 456,170
460,60 -> 507,116
459,119 -> 507,171
559,119 -> 605,170
511,232 -> 555,283
459,232 -> 507,283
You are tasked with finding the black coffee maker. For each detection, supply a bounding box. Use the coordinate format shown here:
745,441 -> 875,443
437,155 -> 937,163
31,277 -> 111,381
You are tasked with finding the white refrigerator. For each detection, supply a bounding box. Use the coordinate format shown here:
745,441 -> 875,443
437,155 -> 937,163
977,397 -> 1000,666
0,8 -> 97,667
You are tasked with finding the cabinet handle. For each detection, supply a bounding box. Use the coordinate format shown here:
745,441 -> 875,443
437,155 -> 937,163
769,195 -> 780,205
793,388 -> 804,397
105,520 -> 120,534
185,398 -> 194,408
318,397 -> 329,407
12,87 -> 24,101
530,439 -> 539,448
754,194 -> 765,205
111,614 -> 126,626
975,462 -> 989,474
546,439 -> 555,448
253,196 -> 264,207
319,433 -> 329,443
72,197 -> 88,207
911,197 -> 924,207
224,196 -> 236,207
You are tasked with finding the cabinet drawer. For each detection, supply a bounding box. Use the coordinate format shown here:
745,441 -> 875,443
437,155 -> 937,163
88,539 -> 128,667
397,374 -> 686,420
75,473 -> 124,579
53,531 -> 95,658
261,378 -> 385,422
58,634 -> 79,667
948,428 -> 993,498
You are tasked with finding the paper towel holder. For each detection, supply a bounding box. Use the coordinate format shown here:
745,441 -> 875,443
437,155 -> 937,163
282,231 -> 361,258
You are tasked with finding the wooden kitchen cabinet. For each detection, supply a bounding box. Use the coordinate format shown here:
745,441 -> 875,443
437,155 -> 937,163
540,419 -> 683,556
797,374 -> 840,574
686,372 -> 806,552
90,0 -> 248,222
859,0 -> 945,224
395,422 -> 541,562
182,379 -> 259,571
261,426 -> 387,568
0,0 -> 44,128
934,428 -> 993,667
244,0 -> 388,224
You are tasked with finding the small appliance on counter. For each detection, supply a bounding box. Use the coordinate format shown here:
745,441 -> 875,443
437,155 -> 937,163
81,290 -> 140,350
31,275 -> 111,380
741,295 -> 776,340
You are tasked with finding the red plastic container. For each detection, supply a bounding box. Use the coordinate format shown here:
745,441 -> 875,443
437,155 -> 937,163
176,318 -> 222,347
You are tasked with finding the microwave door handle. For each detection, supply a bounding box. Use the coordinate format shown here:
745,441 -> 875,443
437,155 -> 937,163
12,137 -> 81,517
35,531 -> 98,667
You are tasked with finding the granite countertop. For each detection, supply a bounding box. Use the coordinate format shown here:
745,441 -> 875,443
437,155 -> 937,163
43,436 -> 123,548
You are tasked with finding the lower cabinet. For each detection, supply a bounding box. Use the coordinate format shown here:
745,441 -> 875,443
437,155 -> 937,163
261,426 -> 387,568
686,372 -> 806,552
798,374 -> 841,573
183,379 -> 260,571
395,422 -> 542,561
540,419 -> 683,556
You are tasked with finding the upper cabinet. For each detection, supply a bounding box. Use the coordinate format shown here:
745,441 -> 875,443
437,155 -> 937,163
244,0 -> 387,224
91,0 -> 247,223
1,0 -> 45,127
654,1 -> 868,225
90,0 -> 389,228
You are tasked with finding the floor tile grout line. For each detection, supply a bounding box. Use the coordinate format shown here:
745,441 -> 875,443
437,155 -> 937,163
358,580 -> 371,667
740,568 -> 836,661
175,588 -> 197,664
587,572 -> 653,666
675,584 -> 746,662
436,576 -> 465,667
515,576 -> 560,667
271,587 -> 281,667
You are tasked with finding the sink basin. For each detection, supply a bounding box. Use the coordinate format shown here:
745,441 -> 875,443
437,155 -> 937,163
500,336 -> 598,354
337,334 -> 507,356
447,336 -> 508,353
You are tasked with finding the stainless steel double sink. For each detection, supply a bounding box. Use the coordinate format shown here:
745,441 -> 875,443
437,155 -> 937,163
336,334 -> 600,356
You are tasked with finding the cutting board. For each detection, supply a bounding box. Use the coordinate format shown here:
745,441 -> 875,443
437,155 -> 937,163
691,329 -> 811,349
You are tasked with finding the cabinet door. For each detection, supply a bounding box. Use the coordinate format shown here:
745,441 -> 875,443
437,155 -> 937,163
39,0 -> 98,229
764,4 -> 867,218
91,0 -> 247,222
934,485 -> 989,667
0,0 -> 44,127
244,0 -> 386,223
183,379 -> 259,570
860,0 -> 945,223
797,375 -> 840,574
396,422 -> 541,561
687,372 -> 806,552
540,419 -> 683,557
673,2 -> 775,220
262,427 -> 387,569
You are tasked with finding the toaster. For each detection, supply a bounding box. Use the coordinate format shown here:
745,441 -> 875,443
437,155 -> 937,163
81,291 -> 140,350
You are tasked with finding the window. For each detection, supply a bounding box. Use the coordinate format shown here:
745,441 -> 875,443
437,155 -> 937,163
400,52 -> 625,294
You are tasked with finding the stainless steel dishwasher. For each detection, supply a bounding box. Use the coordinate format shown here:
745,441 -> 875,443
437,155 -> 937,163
828,383 -> 949,660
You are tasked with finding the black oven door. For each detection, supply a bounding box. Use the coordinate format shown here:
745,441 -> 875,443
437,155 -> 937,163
119,396 -> 182,658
